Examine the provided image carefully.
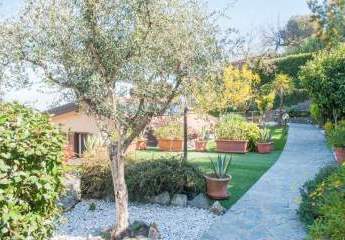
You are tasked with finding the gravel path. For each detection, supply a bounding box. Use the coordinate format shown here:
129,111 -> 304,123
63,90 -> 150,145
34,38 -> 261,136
202,124 -> 334,240
52,200 -> 218,240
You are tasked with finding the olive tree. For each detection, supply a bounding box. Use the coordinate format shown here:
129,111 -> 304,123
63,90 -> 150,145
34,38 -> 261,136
0,0 -> 224,238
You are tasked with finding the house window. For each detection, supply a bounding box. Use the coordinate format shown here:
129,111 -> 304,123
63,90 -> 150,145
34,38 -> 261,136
73,132 -> 89,157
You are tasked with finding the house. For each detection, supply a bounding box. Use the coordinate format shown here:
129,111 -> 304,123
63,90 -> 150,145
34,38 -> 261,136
47,103 -> 99,157
47,102 -> 218,157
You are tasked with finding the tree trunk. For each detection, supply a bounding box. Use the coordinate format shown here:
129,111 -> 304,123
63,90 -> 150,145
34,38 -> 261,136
279,91 -> 284,125
109,143 -> 129,240
183,107 -> 188,162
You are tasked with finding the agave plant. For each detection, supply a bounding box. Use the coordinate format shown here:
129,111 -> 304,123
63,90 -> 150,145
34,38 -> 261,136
259,128 -> 272,143
210,154 -> 232,178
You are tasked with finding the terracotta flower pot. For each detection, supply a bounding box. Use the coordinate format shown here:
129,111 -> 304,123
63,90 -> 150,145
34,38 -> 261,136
334,147 -> 345,164
136,140 -> 147,150
195,140 -> 207,152
257,142 -> 273,154
205,175 -> 231,200
215,140 -> 248,153
158,139 -> 183,152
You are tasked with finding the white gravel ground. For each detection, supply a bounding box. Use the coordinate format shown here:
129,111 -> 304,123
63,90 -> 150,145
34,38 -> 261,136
52,200 -> 218,240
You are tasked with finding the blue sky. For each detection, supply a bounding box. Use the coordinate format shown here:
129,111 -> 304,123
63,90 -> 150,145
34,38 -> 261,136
1,0 -> 311,110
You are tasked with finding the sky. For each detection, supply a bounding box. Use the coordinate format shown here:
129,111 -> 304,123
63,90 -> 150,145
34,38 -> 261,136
0,0 -> 311,111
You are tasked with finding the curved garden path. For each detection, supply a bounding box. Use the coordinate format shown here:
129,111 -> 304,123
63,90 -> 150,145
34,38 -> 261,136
202,124 -> 334,240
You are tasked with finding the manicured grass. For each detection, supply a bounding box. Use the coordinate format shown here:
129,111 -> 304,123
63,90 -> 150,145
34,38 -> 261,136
131,126 -> 288,209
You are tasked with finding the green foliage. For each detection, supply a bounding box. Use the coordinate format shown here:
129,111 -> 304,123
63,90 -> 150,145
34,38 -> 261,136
155,122 -> 183,140
88,202 -> 96,211
81,157 -> 205,202
209,155 -> 232,178
323,121 -> 334,137
215,114 -> 260,151
286,36 -> 324,55
126,157 -> 205,201
298,165 -> 339,226
300,45 -> 345,122
0,103 -> 64,240
328,126 -> 345,148
301,165 -> 345,240
310,102 -> 322,124
258,128 -> 272,143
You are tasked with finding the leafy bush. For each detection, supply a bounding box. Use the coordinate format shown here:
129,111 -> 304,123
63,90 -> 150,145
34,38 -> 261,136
305,165 -> 345,240
300,45 -> 345,122
298,165 -> 339,225
215,114 -> 260,150
310,102 -> 322,124
328,126 -> 345,148
324,121 -> 334,136
81,157 -> 205,202
0,103 -> 65,240
155,122 -> 183,140
126,157 -> 205,201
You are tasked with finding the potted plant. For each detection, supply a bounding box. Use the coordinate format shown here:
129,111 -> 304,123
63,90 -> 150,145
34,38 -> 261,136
256,128 -> 273,153
195,127 -> 209,151
329,126 -> 345,164
205,154 -> 232,200
136,136 -> 147,150
155,122 -> 183,152
215,114 -> 249,153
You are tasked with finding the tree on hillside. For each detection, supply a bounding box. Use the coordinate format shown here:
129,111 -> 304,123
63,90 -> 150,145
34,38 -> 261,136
308,0 -> 345,47
0,0 -> 224,238
261,15 -> 318,52
192,64 -> 260,115
272,74 -> 294,124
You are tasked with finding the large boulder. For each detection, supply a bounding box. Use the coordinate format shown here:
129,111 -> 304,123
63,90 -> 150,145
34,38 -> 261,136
170,194 -> 187,207
58,174 -> 81,211
151,192 -> 170,205
188,193 -> 209,209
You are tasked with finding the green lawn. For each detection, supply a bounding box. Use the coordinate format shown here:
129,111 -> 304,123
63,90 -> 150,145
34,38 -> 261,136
130,126 -> 288,208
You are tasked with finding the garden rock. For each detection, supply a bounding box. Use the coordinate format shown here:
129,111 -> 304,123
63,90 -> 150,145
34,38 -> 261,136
151,192 -> 170,205
209,201 -> 225,215
171,194 -> 187,207
188,193 -> 209,209
58,174 -> 81,211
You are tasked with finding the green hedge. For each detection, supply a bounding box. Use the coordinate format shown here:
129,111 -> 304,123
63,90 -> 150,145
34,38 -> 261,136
298,165 -> 345,239
0,103 -> 65,240
81,157 -> 205,202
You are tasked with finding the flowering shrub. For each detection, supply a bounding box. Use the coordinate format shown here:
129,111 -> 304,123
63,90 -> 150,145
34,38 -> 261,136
0,103 -> 65,240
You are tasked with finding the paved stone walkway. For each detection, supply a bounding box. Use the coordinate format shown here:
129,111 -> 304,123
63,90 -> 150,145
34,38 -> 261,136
202,124 -> 334,240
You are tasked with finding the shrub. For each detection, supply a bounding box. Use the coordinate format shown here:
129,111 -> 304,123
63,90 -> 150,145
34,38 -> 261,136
81,157 -> 205,202
126,157 -> 205,201
0,103 -> 65,240
215,114 -> 260,151
310,102 -> 322,124
298,165 -> 339,226
307,165 -> 345,240
155,122 -> 183,140
300,45 -> 345,121
328,126 -> 345,148
324,121 -> 334,136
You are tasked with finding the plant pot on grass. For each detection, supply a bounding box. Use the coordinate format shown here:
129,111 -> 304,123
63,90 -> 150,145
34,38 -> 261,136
329,126 -> 345,164
155,122 -> 183,152
136,138 -> 147,150
205,155 -> 232,200
195,140 -> 208,151
256,128 -> 273,154
214,114 -> 260,153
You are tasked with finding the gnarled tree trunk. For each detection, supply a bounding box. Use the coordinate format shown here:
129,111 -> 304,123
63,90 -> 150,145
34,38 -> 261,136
109,143 -> 129,240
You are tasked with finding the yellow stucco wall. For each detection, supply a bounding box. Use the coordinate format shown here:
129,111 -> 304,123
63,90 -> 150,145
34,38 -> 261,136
50,111 -> 99,134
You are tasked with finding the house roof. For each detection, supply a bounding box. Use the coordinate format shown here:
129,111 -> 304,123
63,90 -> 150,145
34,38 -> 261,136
46,102 -> 78,116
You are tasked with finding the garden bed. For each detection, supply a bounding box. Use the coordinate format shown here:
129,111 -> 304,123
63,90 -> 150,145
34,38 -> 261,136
52,200 -> 217,240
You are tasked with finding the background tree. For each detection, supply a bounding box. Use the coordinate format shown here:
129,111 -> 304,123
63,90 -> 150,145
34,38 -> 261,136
272,73 -> 294,124
308,0 -> 345,47
192,64 -> 260,115
255,84 -> 275,123
300,45 -> 345,123
0,0 -> 223,238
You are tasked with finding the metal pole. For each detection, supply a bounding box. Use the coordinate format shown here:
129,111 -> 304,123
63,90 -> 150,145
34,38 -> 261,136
183,106 -> 188,162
